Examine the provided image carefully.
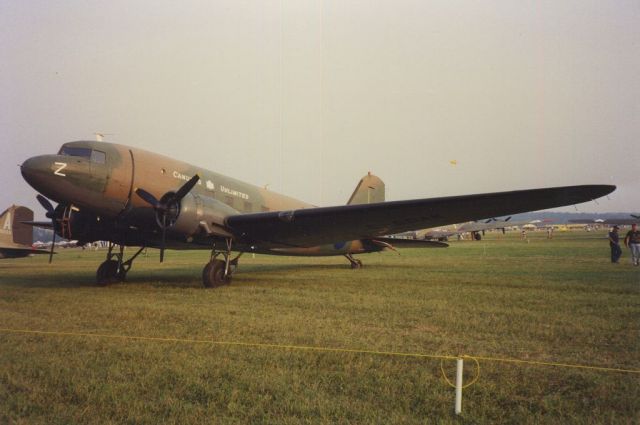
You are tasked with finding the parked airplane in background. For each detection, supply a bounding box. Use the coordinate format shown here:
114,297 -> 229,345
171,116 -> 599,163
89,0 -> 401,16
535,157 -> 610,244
21,140 -> 615,287
403,217 -> 537,241
0,205 -> 50,259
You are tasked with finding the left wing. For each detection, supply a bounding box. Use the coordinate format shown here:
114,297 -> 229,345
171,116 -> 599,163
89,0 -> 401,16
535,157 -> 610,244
226,184 -> 615,247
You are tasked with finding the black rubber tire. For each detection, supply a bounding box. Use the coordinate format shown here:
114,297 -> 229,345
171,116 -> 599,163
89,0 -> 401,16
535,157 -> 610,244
202,260 -> 231,288
97,260 -> 119,286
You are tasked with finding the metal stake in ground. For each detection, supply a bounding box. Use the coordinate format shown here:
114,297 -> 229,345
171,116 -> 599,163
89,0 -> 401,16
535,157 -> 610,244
455,358 -> 463,415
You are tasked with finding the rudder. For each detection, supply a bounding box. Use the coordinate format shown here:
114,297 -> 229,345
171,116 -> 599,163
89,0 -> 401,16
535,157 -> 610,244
0,205 -> 34,246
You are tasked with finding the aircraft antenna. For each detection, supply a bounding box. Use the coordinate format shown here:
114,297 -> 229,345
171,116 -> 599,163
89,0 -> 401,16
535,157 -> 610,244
94,133 -> 115,142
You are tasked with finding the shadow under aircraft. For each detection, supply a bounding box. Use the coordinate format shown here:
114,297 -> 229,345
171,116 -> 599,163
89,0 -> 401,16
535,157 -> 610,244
21,140 -> 615,287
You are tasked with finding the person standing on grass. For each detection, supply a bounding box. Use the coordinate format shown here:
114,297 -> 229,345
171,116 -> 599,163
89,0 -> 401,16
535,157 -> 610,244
608,225 -> 622,263
623,223 -> 640,266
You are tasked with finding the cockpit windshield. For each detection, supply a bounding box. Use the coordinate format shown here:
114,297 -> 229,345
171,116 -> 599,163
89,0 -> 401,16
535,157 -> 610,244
58,146 -> 106,164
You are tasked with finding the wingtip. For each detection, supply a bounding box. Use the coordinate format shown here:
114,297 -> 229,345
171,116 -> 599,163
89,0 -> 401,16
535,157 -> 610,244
602,184 -> 617,195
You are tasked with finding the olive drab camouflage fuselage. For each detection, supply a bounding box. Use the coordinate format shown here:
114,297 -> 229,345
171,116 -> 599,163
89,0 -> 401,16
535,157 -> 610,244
20,141 -> 385,256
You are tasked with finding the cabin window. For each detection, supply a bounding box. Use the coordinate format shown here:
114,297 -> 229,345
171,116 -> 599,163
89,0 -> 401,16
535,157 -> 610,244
224,196 -> 234,207
244,201 -> 252,212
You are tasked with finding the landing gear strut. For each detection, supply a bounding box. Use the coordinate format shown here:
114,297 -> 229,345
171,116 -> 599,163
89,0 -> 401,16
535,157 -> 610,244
96,243 -> 145,286
203,238 -> 242,288
345,253 -> 363,269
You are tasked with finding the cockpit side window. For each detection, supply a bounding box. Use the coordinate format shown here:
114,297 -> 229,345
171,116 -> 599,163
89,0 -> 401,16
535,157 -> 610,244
59,146 -> 106,164
91,150 -> 106,164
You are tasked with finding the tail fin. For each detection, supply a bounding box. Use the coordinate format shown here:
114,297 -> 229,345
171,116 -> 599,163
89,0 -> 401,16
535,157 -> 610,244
0,205 -> 34,246
347,172 -> 385,205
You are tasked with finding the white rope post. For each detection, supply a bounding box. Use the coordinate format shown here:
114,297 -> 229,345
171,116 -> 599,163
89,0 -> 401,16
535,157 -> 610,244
455,358 -> 463,415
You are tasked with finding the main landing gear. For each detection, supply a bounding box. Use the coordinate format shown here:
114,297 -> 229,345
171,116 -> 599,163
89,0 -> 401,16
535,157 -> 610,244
203,238 -> 242,288
96,243 -> 145,286
345,253 -> 363,269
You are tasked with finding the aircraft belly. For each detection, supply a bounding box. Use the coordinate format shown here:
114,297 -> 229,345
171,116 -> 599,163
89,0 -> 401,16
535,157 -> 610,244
257,240 -> 368,257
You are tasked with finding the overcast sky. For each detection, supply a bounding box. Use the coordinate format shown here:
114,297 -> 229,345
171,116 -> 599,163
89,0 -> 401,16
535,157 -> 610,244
1,0 -> 638,219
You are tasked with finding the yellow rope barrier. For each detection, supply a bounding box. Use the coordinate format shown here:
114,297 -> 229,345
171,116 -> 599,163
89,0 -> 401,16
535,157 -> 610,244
1,327 -> 639,376
440,356 -> 481,389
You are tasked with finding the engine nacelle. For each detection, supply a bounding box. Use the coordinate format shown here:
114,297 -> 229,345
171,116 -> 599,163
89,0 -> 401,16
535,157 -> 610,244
50,205 -> 114,244
169,193 -> 238,238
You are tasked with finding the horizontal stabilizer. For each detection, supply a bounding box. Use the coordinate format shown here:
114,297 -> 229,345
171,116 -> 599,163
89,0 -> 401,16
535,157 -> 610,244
20,221 -> 54,229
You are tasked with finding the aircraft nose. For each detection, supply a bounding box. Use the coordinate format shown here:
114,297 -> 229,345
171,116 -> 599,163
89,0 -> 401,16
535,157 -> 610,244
21,155 -> 59,192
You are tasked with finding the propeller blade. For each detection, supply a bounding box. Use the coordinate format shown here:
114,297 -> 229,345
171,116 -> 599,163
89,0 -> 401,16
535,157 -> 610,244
505,216 -> 512,222
174,174 -> 200,201
137,176 -> 199,263
160,214 -> 166,263
48,228 -> 56,264
36,194 -> 55,218
135,188 -> 160,208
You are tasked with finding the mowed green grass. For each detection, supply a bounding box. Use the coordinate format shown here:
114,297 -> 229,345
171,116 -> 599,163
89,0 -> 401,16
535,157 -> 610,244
1,230 -> 638,424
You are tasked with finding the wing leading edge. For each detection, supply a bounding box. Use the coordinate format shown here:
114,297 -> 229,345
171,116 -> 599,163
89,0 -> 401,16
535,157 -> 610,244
226,185 -> 615,247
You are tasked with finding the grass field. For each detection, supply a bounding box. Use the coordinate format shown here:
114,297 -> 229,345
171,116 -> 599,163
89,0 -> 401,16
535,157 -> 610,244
1,230 -> 639,424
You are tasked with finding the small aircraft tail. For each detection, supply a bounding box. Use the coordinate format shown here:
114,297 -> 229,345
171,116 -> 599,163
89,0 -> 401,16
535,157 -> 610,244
0,205 -> 34,246
347,172 -> 385,205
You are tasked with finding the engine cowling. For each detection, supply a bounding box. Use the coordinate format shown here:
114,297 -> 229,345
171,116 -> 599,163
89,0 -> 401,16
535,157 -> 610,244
167,193 -> 238,238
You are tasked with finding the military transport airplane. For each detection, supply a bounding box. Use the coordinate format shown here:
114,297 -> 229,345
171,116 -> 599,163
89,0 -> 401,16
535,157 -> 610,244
20,140 -> 615,287
0,205 -> 50,259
